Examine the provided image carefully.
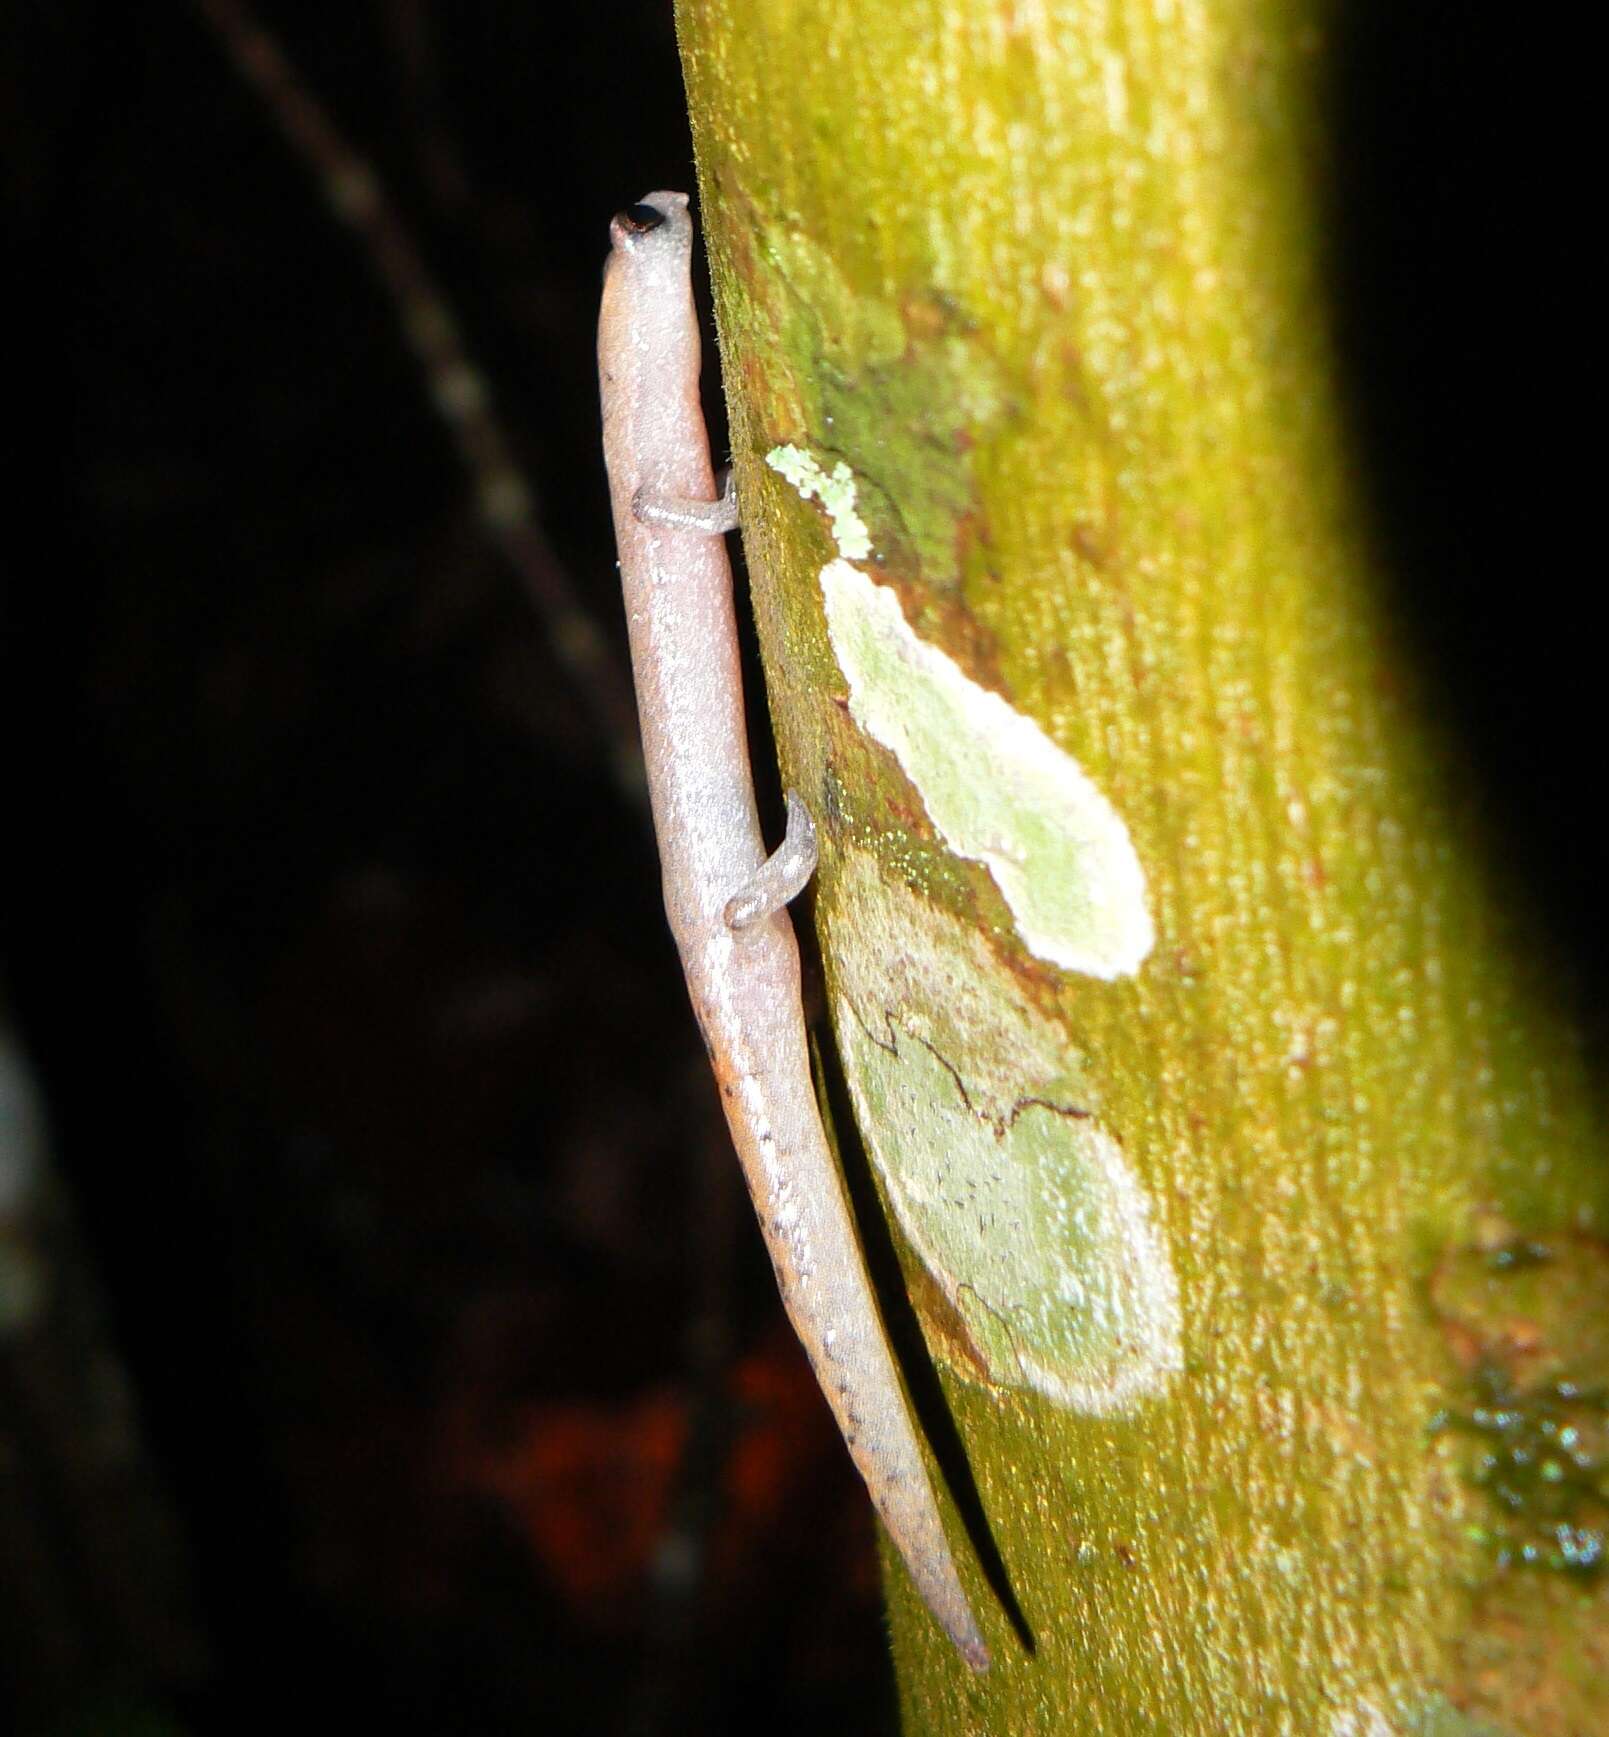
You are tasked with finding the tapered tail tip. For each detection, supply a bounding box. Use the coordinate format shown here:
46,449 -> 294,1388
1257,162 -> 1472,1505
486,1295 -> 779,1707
933,1591 -> 991,1672
956,1626 -> 993,1673
902,1529 -> 992,1668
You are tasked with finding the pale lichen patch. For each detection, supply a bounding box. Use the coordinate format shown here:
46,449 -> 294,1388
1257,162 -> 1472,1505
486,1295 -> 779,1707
826,844 -> 1090,1116
824,850 -> 1180,1413
819,556 -> 1153,978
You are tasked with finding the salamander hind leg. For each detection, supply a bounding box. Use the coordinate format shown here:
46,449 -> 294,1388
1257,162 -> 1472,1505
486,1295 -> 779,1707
725,792 -> 819,928
632,468 -> 739,535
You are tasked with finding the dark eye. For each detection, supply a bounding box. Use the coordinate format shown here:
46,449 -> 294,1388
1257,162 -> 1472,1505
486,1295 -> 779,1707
616,202 -> 666,235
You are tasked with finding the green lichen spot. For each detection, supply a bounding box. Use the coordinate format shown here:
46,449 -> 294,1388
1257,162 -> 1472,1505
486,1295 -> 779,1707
819,557 -> 1153,977
1427,1235 -> 1609,1579
1429,1364 -> 1608,1578
1403,1697 -> 1517,1737
761,225 -> 906,372
1333,1695 -> 1517,1736
824,851 -> 1180,1413
757,220 -> 1009,587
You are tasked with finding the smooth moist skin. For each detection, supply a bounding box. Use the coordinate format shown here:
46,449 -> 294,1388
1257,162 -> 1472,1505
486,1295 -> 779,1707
598,191 -> 989,1671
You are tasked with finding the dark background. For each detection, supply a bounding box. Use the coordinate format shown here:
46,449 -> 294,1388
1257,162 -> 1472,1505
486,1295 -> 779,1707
0,3 -> 1599,1734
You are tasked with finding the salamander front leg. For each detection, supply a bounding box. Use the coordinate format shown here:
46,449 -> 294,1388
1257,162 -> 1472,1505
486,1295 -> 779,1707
725,793 -> 819,929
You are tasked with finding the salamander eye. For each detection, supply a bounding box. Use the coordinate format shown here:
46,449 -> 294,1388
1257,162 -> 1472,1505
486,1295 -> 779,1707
610,202 -> 667,250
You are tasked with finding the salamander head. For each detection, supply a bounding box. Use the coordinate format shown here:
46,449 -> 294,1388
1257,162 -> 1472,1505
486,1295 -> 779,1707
608,190 -> 692,259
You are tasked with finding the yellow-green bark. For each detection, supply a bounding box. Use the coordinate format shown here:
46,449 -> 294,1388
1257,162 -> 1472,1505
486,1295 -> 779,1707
675,1 -> 1609,1730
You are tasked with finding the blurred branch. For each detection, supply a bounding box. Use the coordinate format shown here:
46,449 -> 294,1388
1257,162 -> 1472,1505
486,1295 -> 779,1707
190,0 -> 646,801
